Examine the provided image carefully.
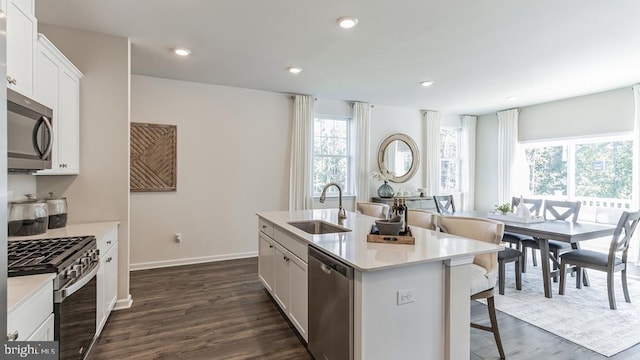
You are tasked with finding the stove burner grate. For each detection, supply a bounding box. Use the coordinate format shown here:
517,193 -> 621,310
8,236 -> 95,276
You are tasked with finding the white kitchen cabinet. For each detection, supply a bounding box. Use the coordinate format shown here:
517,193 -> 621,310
35,34 -> 83,175
7,277 -> 53,341
6,0 -> 36,96
26,313 -> 54,341
272,243 -> 290,312
257,217 -> 308,341
258,233 -> 275,293
286,250 -> 308,339
96,226 -> 119,335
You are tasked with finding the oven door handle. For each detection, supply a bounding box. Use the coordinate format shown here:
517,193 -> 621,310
55,262 -> 100,303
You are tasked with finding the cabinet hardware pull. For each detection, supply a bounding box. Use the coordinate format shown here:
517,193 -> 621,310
106,240 -> 112,245
106,257 -> 113,263
7,330 -> 18,341
269,245 -> 273,248
6,76 -> 16,85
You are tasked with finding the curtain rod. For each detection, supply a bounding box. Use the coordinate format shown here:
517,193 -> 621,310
288,94 -> 317,100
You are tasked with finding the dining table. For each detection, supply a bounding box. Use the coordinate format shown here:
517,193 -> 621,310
449,211 -> 616,298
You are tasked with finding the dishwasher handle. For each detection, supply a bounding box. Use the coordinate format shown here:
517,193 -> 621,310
309,246 -> 353,279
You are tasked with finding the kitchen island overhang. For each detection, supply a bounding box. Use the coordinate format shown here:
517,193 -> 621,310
257,209 -> 502,360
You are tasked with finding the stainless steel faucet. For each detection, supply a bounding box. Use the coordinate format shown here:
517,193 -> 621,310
319,182 -> 347,219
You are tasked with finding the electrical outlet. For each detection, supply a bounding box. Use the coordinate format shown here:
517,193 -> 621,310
397,288 -> 415,305
175,233 -> 183,243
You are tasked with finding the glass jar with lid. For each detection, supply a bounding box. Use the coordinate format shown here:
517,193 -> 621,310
8,194 -> 49,236
45,192 -> 68,229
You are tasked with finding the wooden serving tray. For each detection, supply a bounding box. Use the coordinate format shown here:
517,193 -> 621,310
367,226 -> 415,245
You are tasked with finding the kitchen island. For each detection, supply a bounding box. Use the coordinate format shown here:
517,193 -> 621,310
257,209 -> 502,360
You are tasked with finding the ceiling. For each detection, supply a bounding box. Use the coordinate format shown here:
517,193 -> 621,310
35,0 -> 640,115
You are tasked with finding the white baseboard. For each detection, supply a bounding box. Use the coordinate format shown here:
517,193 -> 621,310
114,295 -> 133,310
129,251 -> 258,271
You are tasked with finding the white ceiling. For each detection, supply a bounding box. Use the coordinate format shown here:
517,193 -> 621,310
35,0 -> 640,115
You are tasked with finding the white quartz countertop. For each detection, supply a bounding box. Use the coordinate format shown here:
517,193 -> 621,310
8,221 -> 120,241
257,209 -> 502,271
8,273 -> 55,314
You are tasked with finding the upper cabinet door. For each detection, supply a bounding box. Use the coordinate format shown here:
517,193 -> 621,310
35,34 -> 83,175
6,0 -> 36,96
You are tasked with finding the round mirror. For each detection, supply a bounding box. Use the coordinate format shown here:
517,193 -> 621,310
378,133 -> 420,183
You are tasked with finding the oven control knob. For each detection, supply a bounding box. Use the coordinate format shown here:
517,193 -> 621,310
67,269 -> 77,279
68,264 -> 82,279
91,251 -> 99,261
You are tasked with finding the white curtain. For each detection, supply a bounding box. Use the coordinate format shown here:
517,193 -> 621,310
422,110 -> 441,196
289,95 -> 314,210
632,84 -> 640,263
497,109 -> 519,205
353,102 -> 371,203
460,115 -> 477,211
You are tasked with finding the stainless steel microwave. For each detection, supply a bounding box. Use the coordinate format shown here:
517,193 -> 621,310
7,89 -> 54,172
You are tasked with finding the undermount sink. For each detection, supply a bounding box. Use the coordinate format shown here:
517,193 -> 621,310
287,220 -> 352,235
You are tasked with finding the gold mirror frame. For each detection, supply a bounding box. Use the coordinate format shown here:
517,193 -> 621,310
377,133 -> 420,183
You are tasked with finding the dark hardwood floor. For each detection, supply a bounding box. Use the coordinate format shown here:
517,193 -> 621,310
93,257 -> 640,360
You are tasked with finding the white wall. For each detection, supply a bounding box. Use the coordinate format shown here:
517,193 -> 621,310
35,25 -> 131,304
519,87 -> 634,142
475,87 -> 635,211
129,75 -> 290,268
475,113 -> 499,212
7,174 -> 36,201
370,106 -> 424,197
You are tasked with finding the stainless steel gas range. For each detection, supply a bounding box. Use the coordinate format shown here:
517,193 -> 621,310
8,236 -> 99,359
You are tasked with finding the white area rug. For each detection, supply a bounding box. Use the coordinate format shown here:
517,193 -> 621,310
493,265 -> 640,357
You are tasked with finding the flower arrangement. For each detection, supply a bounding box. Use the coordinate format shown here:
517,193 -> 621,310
371,168 -> 395,183
494,203 -> 513,214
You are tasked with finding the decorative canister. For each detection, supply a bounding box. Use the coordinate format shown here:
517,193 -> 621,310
8,194 -> 49,236
45,192 -> 68,229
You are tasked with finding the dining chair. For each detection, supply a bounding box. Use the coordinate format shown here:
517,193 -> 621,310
437,215 -> 506,359
356,202 -> 390,219
498,247 -> 523,295
433,194 -> 455,214
559,210 -> 640,309
407,209 -> 436,231
502,197 -> 543,272
521,200 -> 581,278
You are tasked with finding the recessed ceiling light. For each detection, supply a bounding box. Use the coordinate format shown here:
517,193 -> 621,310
420,81 -> 434,87
337,16 -> 359,29
173,48 -> 191,56
506,96 -> 517,101
287,67 -> 303,74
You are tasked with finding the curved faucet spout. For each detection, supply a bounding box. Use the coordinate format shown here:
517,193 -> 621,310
319,182 -> 347,219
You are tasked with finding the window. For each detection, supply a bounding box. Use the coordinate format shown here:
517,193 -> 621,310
524,135 -> 633,207
313,116 -> 352,195
440,128 -> 461,191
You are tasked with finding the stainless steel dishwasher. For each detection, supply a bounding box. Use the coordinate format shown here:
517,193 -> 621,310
308,246 -> 354,360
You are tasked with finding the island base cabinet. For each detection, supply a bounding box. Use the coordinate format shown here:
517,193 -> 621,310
258,234 -> 275,293
273,244 -> 290,313
287,253 -> 308,340
257,217 -> 308,342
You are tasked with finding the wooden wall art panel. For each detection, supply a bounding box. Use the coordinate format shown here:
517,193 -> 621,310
130,122 -> 177,192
